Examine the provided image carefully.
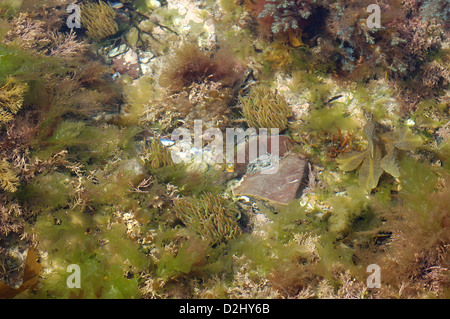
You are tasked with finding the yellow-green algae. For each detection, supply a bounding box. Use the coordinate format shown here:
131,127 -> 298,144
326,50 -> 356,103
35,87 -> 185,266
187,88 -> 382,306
0,0 -> 448,300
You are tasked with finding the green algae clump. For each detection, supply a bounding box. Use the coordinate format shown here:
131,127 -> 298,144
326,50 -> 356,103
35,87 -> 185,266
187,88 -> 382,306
27,209 -> 148,299
239,85 -> 292,131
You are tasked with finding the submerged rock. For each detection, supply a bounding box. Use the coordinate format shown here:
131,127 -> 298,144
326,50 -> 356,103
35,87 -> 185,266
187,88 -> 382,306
233,154 -> 308,205
0,235 -> 28,289
112,49 -> 140,79
234,135 -> 294,176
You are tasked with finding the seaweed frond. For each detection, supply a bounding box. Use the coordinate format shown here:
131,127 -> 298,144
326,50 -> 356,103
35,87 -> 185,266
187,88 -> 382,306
0,77 -> 28,124
0,159 -> 19,193
336,122 -> 423,193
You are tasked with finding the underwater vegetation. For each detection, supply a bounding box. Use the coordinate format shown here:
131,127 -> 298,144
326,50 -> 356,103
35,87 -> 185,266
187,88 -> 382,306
239,84 -> 292,131
336,122 -> 423,193
352,160 -> 450,298
159,42 -> 243,93
0,0 -> 448,300
249,0 -> 449,106
0,159 -> 19,192
174,193 -> 242,246
136,41 -> 246,132
81,1 -> 119,42
29,207 -> 149,298
0,77 -> 28,125
141,138 -> 174,169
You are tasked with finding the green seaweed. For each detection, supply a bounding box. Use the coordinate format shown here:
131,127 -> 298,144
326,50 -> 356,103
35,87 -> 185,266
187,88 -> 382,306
352,83 -> 394,121
0,0 -> 446,300
326,186 -> 370,235
23,172 -> 75,210
24,209 -> 148,299
0,0 -> 21,19
37,121 -> 123,164
306,103 -> 357,134
0,44 -> 66,84
155,238 -> 210,281
397,157 -> 439,215
336,123 -> 423,193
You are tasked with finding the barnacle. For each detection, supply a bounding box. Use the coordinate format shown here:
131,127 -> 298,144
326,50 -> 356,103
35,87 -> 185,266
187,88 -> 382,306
174,193 -> 241,246
239,85 -> 292,131
81,1 -> 119,42
0,159 -> 19,193
0,77 -> 28,124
